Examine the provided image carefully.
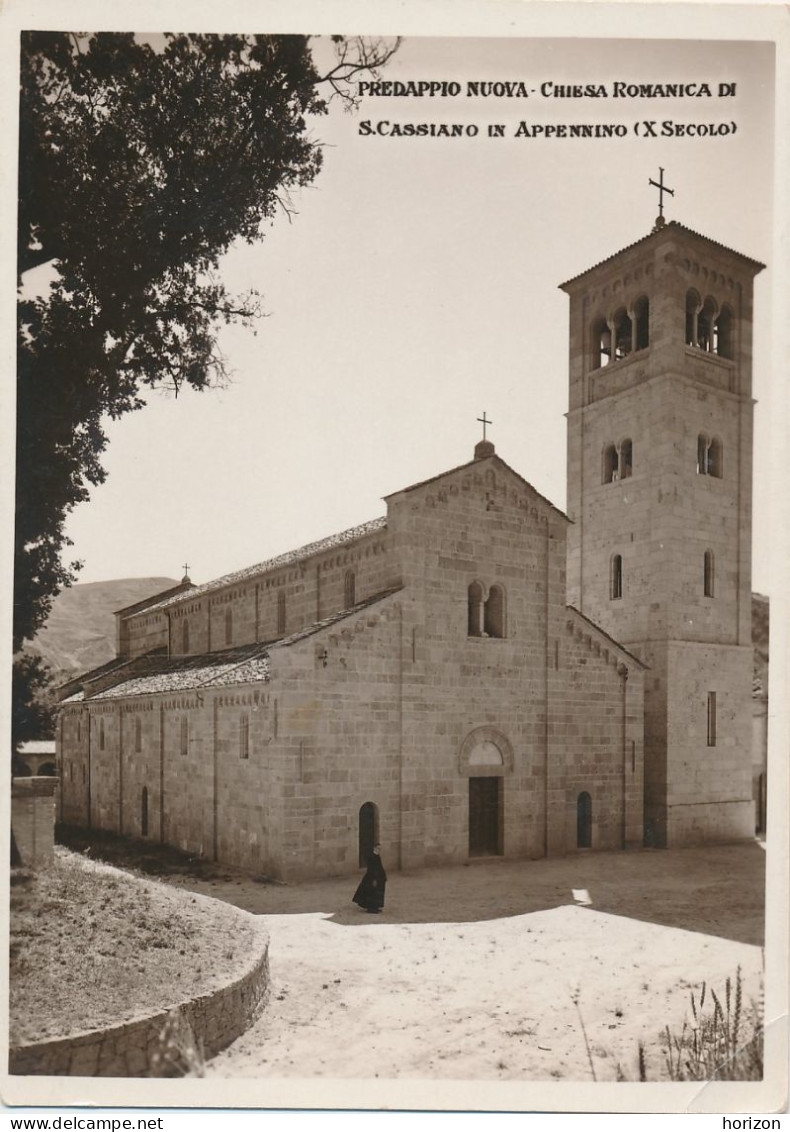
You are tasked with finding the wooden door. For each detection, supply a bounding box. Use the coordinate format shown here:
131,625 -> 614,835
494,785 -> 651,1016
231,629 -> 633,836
469,777 -> 501,857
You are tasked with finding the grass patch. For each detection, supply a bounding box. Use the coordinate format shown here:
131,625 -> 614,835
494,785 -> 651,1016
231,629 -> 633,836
619,968 -> 763,1082
10,848 -> 262,1045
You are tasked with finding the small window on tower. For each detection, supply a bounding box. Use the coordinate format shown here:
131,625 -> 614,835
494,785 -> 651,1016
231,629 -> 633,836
134,716 -> 142,753
714,305 -> 734,359
704,550 -> 715,597
613,307 -> 632,361
685,289 -> 702,347
709,438 -> 723,478
240,713 -> 250,759
610,554 -> 623,601
593,317 -> 612,369
697,296 -> 717,352
620,439 -> 633,479
225,607 -> 233,647
277,591 -> 286,635
182,620 -> 190,654
633,296 -> 649,350
180,715 -> 188,757
707,692 -> 717,747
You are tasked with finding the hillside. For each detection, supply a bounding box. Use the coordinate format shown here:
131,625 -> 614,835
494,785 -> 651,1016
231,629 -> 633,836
25,577 -> 177,682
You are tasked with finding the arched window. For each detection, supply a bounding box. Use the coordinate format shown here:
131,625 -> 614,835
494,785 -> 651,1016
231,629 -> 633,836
141,787 -> 149,837
603,443 -> 619,484
134,716 -> 142,753
577,792 -> 592,849
467,582 -> 484,637
182,620 -> 190,654
180,715 -> 188,757
613,307 -> 632,361
344,570 -> 356,608
709,437 -> 723,478
697,434 -> 723,478
610,554 -> 623,601
633,296 -> 649,351
685,289 -> 701,347
484,585 -> 505,639
239,713 -> 250,759
714,305 -> 734,359
593,316 -> 612,369
697,296 -> 717,352
277,591 -> 286,635
358,801 -> 379,867
39,762 -> 56,777
704,550 -> 715,597
225,607 -> 233,647
619,438 -> 633,479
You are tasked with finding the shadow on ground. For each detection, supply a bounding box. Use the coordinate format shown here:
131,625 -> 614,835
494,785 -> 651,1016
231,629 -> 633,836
58,826 -> 765,947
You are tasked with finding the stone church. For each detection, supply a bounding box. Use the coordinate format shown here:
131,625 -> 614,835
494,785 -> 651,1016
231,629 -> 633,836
57,218 -> 762,880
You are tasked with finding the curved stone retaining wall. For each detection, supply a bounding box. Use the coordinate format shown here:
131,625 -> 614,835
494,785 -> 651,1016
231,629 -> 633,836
9,920 -> 269,1077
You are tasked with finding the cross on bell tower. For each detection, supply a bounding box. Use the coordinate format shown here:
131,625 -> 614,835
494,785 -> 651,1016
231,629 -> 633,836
649,167 -> 674,230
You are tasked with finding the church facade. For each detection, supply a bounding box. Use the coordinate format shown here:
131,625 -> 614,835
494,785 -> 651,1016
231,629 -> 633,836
56,219 -> 761,879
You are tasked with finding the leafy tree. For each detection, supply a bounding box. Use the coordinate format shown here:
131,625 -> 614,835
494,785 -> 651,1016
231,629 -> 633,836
15,31 -> 396,651
14,32 -> 397,750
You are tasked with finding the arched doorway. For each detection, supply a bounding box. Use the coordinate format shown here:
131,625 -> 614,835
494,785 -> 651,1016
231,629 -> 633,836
577,792 -> 592,849
358,801 -> 379,866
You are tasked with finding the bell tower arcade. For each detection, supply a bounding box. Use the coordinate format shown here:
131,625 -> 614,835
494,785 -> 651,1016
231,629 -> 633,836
561,217 -> 764,847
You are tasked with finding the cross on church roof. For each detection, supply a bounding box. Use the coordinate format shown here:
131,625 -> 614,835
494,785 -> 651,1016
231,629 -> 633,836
182,562 -> 190,576
477,412 -> 493,441
649,167 -> 674,226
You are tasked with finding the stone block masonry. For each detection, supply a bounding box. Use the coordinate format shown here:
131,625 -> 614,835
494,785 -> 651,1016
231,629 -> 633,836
12,777 -> 58,868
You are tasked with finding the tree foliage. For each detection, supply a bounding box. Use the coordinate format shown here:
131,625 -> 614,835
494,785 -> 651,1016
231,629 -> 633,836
16,32 -> 397,652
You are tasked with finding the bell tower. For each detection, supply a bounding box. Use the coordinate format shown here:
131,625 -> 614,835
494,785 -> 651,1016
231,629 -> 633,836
561,213 -> 764,846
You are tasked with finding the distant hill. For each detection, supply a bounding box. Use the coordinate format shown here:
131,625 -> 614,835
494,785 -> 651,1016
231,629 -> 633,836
24,578 -> 177,683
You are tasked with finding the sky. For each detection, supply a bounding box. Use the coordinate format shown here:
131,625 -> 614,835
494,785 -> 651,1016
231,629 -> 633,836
20,31 -> 782,595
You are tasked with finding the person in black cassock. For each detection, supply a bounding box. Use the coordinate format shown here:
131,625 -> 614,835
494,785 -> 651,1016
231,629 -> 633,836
352,844 -> 387,913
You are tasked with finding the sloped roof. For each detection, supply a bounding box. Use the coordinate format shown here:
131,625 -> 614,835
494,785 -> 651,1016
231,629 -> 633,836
559,220 -> 765,291
90,645 -> 271,699
137,517 -> 388,616
566,605 -> 648,669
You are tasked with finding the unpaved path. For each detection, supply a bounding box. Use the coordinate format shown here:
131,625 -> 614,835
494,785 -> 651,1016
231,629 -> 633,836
196,844 -> 765,1082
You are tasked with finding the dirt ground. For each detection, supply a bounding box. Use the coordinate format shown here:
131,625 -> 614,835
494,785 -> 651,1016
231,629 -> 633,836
160,841 -> 766,1082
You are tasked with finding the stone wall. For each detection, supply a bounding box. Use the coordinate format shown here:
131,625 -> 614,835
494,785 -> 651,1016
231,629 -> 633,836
12,777 -> 58,868
9,918 -> 269,1077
